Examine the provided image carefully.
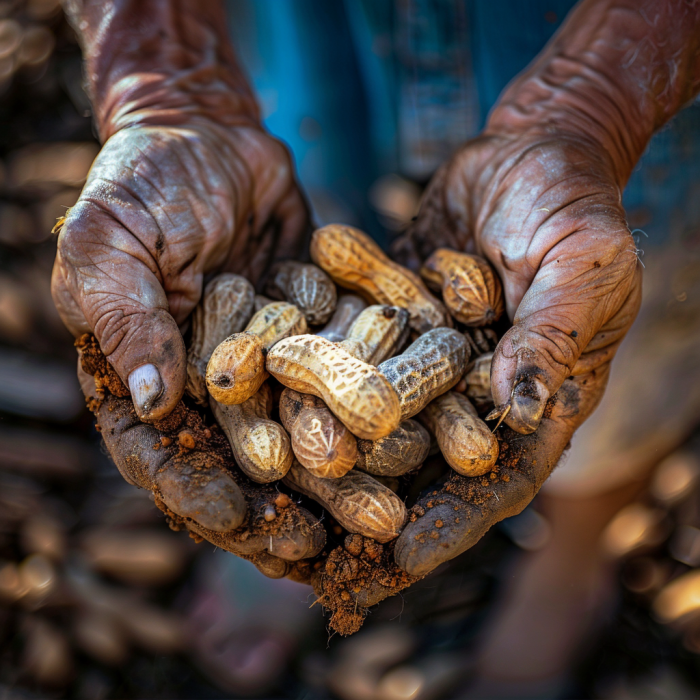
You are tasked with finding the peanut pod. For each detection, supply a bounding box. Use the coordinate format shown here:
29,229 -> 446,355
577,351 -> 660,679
338,305 -> 409,365
378,327 -> 469,421
419,392 -> 498,477
211,383 -> 293,483
317,294 -> 367,342
206,302 -> 307,405
356,420 -> 430,477
265,260 -> 337,325
266,335 -> 401,440
186,274 -> 255,405
279,388 -> 357,478
421,248 -> 504,326
311,224 -> 450,333
464,351 -> 493,407
284,461 -> 407,542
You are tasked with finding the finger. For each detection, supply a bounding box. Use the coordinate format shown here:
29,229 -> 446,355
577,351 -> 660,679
491,226 -> 640,434
57,201 -> 186,421
93,392 -> 246,531
395,367 -> 610,576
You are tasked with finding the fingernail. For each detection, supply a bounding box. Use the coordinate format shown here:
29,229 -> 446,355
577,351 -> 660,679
507,377 -> 549,435
128,364 -> 163,416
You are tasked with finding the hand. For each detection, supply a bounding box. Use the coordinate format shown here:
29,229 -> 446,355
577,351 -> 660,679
394,129 -> 642,576
52,120 -> 309,422
76,339 -> 325,580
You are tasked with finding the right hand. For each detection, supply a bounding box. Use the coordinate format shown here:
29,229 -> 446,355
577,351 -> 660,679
52,120 -> 310,422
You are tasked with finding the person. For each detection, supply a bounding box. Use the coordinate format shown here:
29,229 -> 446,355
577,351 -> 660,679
52,0 -> 700,682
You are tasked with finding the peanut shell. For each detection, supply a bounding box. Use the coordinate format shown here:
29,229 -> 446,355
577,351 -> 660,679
378,327 -> 469,420
420,391 -> 498,476
317,294 -> 367,342
338,305 -> 409,365
186,274 -> 255,405
421,249 -> 504,326
464,351 -> 493,407
284,461 -> 407,542
206,302 -> 307,405
356,420 -> 430,477
279,388 -> 357,478
211,383 -> 293,483
311,224 -> 450,333
265,261 -> 337,325
267,335 -> 401,440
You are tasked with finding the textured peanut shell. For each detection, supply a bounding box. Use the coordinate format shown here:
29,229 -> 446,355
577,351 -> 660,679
356,420 -> 430,476
265,261 -> 337,325
420,392 -> 498,476
338,305 -> 409,365
421,249 -> 504,327
211,384 -> 293,483
284,461 -> 407,542
267,335 -> 401,440
186,274 -> 255,405
378,327 -> 469,421
317,294 -> 367,342
279,388 -> 357,478
206,302 -> 307,405
464,351 -> 493,406
310,224 -> 450,333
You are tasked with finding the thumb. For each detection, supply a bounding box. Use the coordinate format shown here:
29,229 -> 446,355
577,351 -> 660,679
490,231 -> 641,434
54,201 -> 186,421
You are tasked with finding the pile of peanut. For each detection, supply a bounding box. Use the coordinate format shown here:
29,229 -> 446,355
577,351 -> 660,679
187,224 -> 505,544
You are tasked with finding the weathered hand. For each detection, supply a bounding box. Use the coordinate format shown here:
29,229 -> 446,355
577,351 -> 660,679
394,129 -> 642,576
52,121 -> 308,422
76,338 -> 324,580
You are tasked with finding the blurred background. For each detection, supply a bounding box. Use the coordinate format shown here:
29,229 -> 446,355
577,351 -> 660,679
1,1 -> 700,698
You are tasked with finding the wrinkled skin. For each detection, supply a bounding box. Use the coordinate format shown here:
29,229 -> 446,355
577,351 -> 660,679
52,122 -> 309,421
394,131 -> 642,574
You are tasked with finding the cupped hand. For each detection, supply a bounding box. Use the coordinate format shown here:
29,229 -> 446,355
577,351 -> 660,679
394,130 -> 642,575
52,121 -> 309,422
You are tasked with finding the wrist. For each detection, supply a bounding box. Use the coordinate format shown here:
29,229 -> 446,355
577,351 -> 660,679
65,0 -> 260,141
485,0 -> 700,188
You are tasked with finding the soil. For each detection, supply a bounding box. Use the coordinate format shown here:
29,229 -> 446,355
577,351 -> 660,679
75,333 -> 130,397
312,533 -> 419,635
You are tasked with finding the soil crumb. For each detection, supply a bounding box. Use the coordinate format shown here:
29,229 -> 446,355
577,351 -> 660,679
313,533 -> 420,635
76,333 -> 130,397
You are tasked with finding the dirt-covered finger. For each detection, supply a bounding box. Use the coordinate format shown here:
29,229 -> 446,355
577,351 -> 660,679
57,202 -> 186,422
395,369 -> 609,576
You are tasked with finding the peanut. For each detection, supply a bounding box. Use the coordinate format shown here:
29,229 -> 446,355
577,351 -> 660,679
186,274 -> 254,405
206,302 -> 307,405
266,335 -> 401,440
254,294 -> 274,313
338,305 -> 409,365
279,388 -> 357,478
284,461 -> 406,542
265,261 -> 337,325
464,351 -> 493,407
356,419 -> 430,477
421,249 -> 504,326
317,294 -> 367,342
419,391 -> 498,476
211,383 -> 293,483
310,224 -> 450,333
377,327 -> 469,420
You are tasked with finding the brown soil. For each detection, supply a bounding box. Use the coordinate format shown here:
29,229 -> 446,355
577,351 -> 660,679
75,333 -> 130,397
312,533 -> 420,635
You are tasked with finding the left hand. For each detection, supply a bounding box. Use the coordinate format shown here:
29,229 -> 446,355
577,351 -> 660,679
394,129 -> 642,576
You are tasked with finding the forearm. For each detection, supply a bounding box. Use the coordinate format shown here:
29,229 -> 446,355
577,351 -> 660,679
63,0 -> 259,141
487,0 -> 700,185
